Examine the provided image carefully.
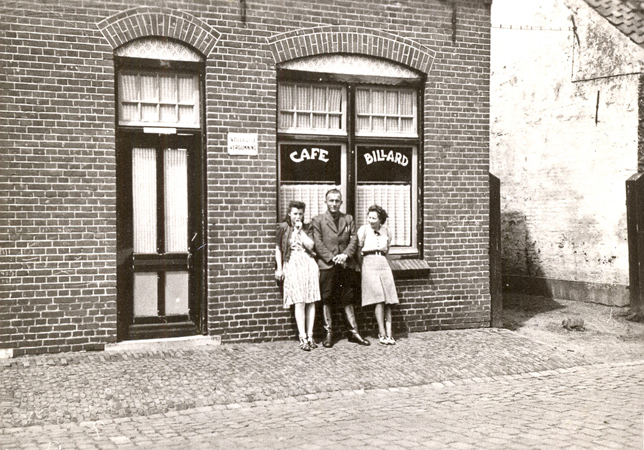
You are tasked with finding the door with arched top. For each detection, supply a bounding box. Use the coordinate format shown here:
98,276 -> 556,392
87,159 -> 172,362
114,40 -> 206,340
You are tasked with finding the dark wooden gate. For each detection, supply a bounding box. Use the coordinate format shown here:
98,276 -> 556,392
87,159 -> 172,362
489,173 -> 502,327
626,173 -> 644,317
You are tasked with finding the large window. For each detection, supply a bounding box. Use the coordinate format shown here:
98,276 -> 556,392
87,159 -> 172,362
277,64 -> 422,256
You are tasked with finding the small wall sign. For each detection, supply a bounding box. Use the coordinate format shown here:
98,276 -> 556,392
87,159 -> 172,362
228,133 -> 258,156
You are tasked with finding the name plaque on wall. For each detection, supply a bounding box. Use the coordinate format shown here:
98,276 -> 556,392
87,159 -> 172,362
228,133 -> 258,155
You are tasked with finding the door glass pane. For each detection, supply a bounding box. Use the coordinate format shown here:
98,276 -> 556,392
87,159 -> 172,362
165,271 -> 189,315
132,148 -> 157,253
164,148 -> 188,253
133,272 -> 158,316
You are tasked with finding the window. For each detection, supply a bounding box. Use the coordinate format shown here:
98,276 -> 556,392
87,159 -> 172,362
277,63 -> 422,256
118,70 -> 200,128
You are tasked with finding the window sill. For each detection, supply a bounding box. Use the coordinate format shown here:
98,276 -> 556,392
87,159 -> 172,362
389,259 -> 431,279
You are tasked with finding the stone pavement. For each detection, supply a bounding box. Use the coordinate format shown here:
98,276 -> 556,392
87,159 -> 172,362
1,329 -> 643,449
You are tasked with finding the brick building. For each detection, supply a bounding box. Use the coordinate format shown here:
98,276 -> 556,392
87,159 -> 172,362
491,0 -> 644,309
0,0 -> 492,356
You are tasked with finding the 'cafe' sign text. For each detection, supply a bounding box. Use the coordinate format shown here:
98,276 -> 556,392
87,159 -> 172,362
289,147 -> 330,163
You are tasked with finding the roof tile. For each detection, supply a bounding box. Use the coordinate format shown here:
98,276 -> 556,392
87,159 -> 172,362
583,0 -> 644,49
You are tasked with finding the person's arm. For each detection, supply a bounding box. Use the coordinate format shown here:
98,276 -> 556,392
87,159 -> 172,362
312,217 -> 335,265
333,216 -> 358,266
342,215 -> 359,258
300,223 -> 314,251
385,225 -> 392,254
275,245 -> 284,280
275,225 -> 284,280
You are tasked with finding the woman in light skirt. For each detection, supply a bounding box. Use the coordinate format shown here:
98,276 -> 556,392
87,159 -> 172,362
358,205 -> 399,345
275,201 -> 320,351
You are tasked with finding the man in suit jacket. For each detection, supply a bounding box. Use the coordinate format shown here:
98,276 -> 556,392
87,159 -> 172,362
312,189 -> 370,348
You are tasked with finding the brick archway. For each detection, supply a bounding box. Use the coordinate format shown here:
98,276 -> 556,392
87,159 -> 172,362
97,7 -> 221,57
267,25 -> 435,74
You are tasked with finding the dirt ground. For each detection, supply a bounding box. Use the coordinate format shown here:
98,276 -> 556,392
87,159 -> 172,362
502,293 -> 644,364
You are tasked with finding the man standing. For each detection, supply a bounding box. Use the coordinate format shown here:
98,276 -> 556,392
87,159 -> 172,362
312,189 -> 370,348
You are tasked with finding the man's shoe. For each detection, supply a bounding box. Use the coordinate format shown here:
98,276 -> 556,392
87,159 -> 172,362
322,332 -> 334,348
348,332 -> 370,346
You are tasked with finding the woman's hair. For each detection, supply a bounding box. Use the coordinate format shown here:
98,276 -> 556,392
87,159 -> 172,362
368,204 -> 388,225
288,200 -> 306,212
283,201 -> 306,225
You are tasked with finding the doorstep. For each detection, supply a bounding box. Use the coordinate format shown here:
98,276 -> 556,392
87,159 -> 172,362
105,335 -> 222,353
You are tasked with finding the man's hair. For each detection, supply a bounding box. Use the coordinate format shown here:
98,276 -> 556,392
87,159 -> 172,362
325,188 -> 342,200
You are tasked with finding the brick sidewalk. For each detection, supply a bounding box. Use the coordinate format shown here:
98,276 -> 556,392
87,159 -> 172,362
2,328 -> 642,449
1,329 -> 589,428
2,361 -> 642,450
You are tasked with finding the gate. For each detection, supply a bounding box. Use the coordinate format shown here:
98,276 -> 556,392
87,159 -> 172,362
626,173 -> 644,317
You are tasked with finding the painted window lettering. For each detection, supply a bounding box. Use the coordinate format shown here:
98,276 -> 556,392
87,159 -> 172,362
290,147 -> 330,163
363,149 -> 408,166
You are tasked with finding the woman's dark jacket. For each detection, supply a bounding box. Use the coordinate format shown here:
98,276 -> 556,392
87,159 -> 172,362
276,221 -> 316,264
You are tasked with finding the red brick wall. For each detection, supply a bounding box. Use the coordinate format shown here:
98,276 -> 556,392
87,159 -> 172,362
0,0 -> 491,355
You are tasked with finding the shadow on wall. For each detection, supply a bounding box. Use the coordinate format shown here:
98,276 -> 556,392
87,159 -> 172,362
501,210 -> 554,299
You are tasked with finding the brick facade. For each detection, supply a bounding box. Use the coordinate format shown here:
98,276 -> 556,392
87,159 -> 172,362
0,0 -> 491,356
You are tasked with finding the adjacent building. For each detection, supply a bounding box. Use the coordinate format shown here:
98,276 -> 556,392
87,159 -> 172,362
491,0 -> 644,307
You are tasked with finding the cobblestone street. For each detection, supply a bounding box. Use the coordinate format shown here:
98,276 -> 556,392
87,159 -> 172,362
1,329 -> 643,449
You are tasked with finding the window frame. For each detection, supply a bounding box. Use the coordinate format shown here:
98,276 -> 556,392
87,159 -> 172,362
277,68 -> 424,259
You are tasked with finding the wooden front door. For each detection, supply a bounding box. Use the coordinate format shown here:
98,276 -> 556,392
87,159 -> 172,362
116,131 -> 204,340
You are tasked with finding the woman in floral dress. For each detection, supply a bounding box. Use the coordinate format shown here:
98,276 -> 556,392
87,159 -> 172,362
275,201 -> 321,351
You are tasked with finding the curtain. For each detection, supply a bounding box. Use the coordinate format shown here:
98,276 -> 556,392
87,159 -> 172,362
280,184 -> 339,224
296,85 -> 311,129
178,75 -> 198,124
278,84 -> 295,129
119,72 -> 198,126
312,86 -> 327,128
164,148 -> 188,253
356,184 -> 411,246
356,89 -> 370,133
132,148 -> 157,253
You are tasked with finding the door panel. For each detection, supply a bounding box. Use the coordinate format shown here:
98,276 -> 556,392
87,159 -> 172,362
117,132 -> 204,340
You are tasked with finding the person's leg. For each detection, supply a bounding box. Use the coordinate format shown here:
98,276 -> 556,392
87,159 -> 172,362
340,268 -> 370,345
318,268 -> 335,347
294,303 -> 309,350
305,302 -> 317,348
374,303 -> 386,341
384,304 -> 394,344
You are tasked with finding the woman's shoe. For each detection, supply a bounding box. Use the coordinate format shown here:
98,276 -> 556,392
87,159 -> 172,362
308,336 -> 318,349
378,334 -> 388,345
386,335 -> 396,345
299,337 -> 311,351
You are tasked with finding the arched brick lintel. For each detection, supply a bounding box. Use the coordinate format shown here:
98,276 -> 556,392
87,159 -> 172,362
97,7 -> 221,58
267,26 -> 435,75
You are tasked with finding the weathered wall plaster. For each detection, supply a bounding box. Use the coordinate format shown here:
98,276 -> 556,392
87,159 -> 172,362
491,0 -> 644,305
